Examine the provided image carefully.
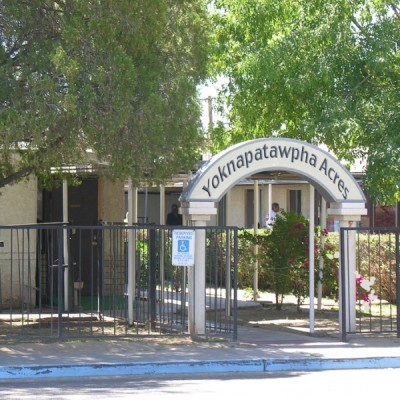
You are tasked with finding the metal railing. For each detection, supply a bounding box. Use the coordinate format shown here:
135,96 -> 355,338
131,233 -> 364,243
0,223 -> 238,341
340,227 -> 400,339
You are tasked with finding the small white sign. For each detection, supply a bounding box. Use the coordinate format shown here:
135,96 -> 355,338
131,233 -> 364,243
172,229 -> 195,266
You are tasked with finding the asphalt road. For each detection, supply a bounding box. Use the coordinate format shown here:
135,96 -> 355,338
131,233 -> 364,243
1,368 -> 398,399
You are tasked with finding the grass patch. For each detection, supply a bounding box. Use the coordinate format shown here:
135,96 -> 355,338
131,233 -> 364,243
358,302 -> 397,317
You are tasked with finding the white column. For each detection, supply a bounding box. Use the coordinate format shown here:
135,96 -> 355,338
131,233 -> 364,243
317,197 -> 327,310
62,180 -> 69,311
191,219 -> 207,335
328,202 -> 366,336
127,179 -> 138,325
159,184 -> 165,301
268,183 -> 272,226
160,184 -> 166,225
338,220 -> 357,332
308,184 -> 315,334
181,202 -> 217,337
253,180 -> 259,301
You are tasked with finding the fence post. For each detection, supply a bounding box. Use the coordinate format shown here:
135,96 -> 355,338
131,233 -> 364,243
57,226 -> 64,338
396,231 -> 400,338
233,228 -> 238,341
149,228 -> 157,330
225,229 -> 231,317
340,227 -> 347,342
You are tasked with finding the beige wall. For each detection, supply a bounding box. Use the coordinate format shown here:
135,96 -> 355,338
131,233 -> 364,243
99,178 -> 125,223
131,181 -> 315,228
226,186 -> 246,227
0,177 -> 37,225
264,183 -> 312,217
225,182 -> 312,228
0,177 -> 38,308
0,176 -> 126,307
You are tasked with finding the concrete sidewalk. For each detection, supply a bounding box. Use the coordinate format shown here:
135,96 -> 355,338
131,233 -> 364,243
1,324 -> 400,380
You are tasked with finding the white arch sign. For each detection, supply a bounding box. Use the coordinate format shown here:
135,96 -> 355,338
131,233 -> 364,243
180,138 -> 366,338
181,138 -> 365,204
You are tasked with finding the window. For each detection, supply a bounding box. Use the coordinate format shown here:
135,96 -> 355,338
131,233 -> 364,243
289,190 -> 301,215
218,195 -> 227,226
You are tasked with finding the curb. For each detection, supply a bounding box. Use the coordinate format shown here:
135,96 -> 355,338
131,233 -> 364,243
1,357 -> 400,380
264,356 -> 400,371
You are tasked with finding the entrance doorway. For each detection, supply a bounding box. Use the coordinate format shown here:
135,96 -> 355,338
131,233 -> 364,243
179,137 -> 367,336
42,177 -> 99,297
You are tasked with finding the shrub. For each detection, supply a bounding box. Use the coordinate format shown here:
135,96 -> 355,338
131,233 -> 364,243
318,232 -> 340,300
237,229 -> 269,290
239,210 -> 320,311
237,226 -> 397,307
315,232 -> 397,304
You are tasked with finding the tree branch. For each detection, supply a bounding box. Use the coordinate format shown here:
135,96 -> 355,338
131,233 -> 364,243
351,17 -> 369,38
0,134 -> 68,189
390,4 -> 399,17
0,166 -> 34,189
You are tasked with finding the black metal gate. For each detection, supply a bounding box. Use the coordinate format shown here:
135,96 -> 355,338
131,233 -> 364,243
340,227 -> 400,339
0,224 -> 238,341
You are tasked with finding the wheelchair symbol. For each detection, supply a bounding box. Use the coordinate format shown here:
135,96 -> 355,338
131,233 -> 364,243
178,240 -> 189,253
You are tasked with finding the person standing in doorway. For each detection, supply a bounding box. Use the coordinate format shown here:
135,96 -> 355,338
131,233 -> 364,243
167,204 -> 183,225
266,202 -> 280,229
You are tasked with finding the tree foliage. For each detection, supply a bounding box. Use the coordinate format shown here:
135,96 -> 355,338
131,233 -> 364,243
211,0 -> 400,203
0,0 -> 210,189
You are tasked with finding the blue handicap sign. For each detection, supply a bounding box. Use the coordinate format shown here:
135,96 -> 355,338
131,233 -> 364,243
178,240 -> 189,253
172,229 -> 194,266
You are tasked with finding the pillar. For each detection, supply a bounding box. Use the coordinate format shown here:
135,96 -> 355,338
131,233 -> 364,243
127,179 -> 138,325
253,180 -> 259,301
328,202 -> 367,335
62,180 -> 69,311
309,184 -> 315,333
180,202 -> 217,337
317,197 -> 327,310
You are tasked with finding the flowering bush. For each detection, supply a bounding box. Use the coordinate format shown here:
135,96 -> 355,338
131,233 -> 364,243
317,234 -> 378,310
238,229 -> 270,289
241,210 -> 321,310
239,225 -> 387,313
356,273 -> 377,311
318,232 -> 340,299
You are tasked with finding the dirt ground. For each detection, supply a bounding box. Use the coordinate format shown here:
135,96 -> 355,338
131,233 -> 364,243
235,290 -> 341,336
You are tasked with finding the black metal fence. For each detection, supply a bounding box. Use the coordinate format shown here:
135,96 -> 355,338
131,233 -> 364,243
340,227 -> 400,339
0,224 -> 238,341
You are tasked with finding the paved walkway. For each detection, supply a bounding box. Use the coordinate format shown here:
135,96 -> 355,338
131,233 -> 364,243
1,322 -> 400,380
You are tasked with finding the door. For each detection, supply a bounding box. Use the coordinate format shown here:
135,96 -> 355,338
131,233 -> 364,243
42,177 -> 99,297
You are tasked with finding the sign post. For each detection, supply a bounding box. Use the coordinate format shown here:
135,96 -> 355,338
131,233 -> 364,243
172,229 -> 195,267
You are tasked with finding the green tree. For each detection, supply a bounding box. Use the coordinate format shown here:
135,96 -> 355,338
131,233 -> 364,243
211,0 -> 400,203
0,0 -> 210,189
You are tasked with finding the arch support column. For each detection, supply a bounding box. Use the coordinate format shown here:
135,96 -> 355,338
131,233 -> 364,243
181,202 -> 217,337
328,202 -> 367,335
